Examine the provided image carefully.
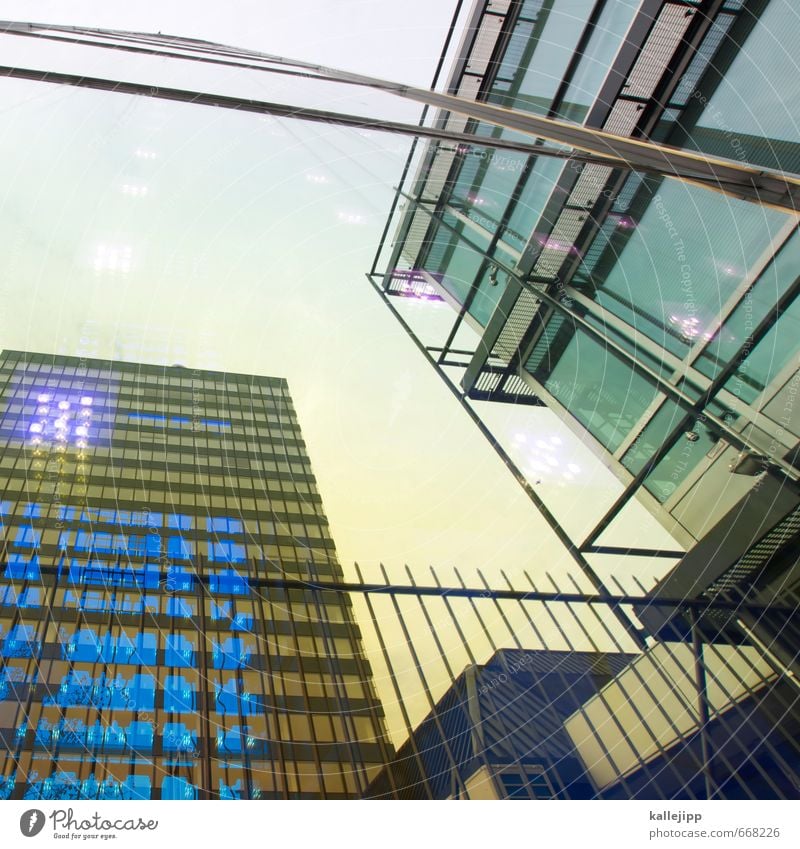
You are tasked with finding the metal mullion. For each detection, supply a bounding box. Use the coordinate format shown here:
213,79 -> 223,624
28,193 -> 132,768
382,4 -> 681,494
353,563 -> 433,799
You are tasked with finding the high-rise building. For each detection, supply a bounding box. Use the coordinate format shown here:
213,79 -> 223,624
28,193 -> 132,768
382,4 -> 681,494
371,0 -> 800,566
0,350 -> 391,800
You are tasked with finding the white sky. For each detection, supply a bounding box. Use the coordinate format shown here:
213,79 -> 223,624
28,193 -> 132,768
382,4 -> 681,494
0,0 -> 679,595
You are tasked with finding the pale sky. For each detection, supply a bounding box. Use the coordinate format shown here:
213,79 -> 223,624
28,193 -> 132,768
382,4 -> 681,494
0,0 -> 679,595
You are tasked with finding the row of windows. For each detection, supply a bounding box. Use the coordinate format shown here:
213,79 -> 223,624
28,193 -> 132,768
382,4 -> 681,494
0,586 -> 351,627
0,361 -> 289,393
2,396 -> 299,423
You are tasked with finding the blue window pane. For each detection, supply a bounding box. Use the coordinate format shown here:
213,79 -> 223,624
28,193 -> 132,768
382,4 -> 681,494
164,676 -> 197,712
166,596 -> 196,618
214,678 -> 260,715
209,569 -> 249,595
162,722 -> 198,753
14,525 -> 40,548
208,541 -> 246,563
165,635 -> 196,667
161,777 -> 197,800
207,516 -> 243,534
213,637 -> 253,669
3,625 -> 40,659
168,514 -> 194,530
5,553 -> 40,580
167,537 -> 195,560
23,502 -> 42,518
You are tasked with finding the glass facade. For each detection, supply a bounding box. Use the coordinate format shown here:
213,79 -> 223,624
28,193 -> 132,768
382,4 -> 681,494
377,0 -> 800,544
0,350 -> 389,800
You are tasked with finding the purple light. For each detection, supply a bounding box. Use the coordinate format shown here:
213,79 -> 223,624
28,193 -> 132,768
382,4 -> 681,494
80,396 -> 93,406
54,418 -> 67,430
36,405 -> 49,415
75,425 -> 88,437
29,423 -> 42,434
37,394 -> 51,403
58,401 -> 70,411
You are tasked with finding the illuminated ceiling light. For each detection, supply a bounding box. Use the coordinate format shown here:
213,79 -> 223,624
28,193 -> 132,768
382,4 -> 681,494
36,405 -> 49,415
37,394 -> 51,403
80,397 -> 93,406
76,441 -> 87,450
122,184 -> 149,197
29,423 -> 43,433
135,148 -> 157,160
31,437 -> 41,446
75,426 -> 88,437
58,401 -> 70,411
305,174 -> 328,184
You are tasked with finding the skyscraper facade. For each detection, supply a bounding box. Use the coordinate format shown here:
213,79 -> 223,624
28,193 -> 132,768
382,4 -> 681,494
0,350 -> 390,800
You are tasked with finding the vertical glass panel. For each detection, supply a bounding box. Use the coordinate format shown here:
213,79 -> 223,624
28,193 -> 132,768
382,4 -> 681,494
593,182 -> 788,356
559,0 -> 640,122
537,327 -> 660,453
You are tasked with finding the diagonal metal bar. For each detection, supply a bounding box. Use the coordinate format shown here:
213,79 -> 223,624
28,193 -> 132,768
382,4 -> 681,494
1,21 -> 800,209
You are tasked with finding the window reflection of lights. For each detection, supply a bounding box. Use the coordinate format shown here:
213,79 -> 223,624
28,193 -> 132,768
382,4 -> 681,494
305,174 -> 328,184
75,426 -> 89,437
36,405 -> 49,415
31,437 -> 41,446
337,211 -> 364,224
94,244 -> 133,273
37,394 -> 51,403
134,149 -> 157,160
58,401 -> 70,411
29,423 -> 43,434
80,397 -> 93,406
121,184 -> 149,197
